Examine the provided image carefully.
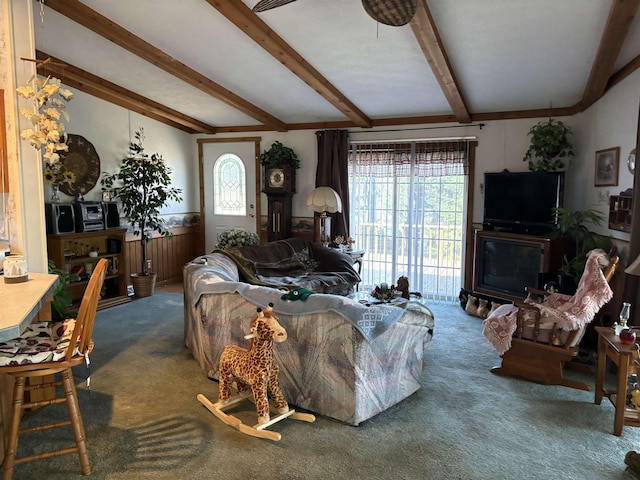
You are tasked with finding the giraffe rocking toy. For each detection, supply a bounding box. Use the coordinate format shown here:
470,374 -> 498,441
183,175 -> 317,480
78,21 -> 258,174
197,303 -> 315,441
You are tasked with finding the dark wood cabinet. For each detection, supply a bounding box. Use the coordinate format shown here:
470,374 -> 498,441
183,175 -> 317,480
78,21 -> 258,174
609,195 -> 633,233
266,194 -> 292,241
47,228 -> 131,310
473,230 -> 570,301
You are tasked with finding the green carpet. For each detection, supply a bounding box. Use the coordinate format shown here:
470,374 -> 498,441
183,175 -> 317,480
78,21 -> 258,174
4,292 -> 640,479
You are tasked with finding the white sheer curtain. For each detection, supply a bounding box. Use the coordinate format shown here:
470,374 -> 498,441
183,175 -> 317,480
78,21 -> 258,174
348,140 -> 469,301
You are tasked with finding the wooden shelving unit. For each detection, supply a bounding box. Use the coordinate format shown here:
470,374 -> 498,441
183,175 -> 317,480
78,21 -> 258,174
47,228 -> 131,310
609,195 -> 633,233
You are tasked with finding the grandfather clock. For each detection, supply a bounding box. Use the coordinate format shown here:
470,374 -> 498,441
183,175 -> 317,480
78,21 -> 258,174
263,164 -> 295,241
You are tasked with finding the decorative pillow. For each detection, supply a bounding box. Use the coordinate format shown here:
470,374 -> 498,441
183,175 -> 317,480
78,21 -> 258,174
0,319 -> 79,367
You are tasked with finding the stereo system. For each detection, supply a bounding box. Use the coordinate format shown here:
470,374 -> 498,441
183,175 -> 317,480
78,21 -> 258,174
45,202 -> 120,234
45,203 -> 75,234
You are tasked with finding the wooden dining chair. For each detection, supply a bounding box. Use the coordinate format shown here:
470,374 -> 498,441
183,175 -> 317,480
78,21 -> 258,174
0,258 -> 107,480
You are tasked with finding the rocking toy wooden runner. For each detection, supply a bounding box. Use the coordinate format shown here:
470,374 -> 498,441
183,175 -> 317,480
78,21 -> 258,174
198,304 -> 315,441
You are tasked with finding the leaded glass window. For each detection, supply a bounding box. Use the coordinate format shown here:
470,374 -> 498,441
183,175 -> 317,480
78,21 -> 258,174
213,154 -> 246,216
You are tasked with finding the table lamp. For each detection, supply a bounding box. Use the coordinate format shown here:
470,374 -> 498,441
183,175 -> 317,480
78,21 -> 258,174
306,187 -> 342,247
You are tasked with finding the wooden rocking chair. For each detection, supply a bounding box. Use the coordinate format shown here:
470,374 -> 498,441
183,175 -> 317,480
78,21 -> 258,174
489,248 -> 619,391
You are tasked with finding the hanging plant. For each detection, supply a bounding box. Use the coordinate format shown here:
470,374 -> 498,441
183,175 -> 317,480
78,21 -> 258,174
16,75 -> 73,165
259,141 -> 300,168
523,119 -> 575,172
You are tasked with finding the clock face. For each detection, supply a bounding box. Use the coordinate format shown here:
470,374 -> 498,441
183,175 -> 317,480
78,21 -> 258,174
628,149 -> 636,175
268,168 -> 285,188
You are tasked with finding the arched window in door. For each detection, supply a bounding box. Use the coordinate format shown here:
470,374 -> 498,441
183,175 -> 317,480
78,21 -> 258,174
213,153 -> 246,216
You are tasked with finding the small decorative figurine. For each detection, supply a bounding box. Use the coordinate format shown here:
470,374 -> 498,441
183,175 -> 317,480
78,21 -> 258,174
476,298 -> 489,319
465,295 -> 478,316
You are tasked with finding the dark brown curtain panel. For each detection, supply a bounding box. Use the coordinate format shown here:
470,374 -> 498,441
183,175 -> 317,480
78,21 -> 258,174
624,101 -> 640,325
315,129 -> 350,239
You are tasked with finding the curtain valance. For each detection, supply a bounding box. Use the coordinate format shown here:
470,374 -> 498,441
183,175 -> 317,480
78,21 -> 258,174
349,140 -> 470,177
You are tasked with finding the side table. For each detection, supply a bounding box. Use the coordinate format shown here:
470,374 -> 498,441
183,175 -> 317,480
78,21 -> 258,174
594,326 -> 640,436
345,249 -> 364,290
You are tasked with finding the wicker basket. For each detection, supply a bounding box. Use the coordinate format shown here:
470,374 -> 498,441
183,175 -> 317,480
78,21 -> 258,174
130,272 -> 157,298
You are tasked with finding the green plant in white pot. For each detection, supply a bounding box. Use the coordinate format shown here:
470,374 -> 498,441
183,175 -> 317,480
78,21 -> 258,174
523,119 -> 575,172
101,128 -> 182,296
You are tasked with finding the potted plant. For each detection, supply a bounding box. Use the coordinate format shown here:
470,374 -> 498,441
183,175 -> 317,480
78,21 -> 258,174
523,119 -> 575,172
259,141 -> 300,168
100,128 -> 182,297
551,207 -> 613,290
48,259 -> 80,320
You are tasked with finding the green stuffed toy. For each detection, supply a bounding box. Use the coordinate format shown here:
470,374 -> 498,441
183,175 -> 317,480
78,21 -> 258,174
281,287 -> 315,301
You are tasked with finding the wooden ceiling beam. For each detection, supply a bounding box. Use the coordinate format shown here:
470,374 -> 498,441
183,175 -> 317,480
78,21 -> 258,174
581,0 -> 640,110
606,52 -> 640,92
410,0 -> 471,124
36,51 -> 215,134
206,0 -> 373,128
41,0 -> 287,132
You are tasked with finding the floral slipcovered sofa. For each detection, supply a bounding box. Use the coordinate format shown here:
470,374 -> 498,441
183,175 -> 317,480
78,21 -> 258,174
183,245 -> 435,425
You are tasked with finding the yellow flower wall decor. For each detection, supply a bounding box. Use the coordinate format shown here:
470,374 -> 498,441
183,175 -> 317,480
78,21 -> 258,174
43,162 -> 75,185
16,75 -> 73,167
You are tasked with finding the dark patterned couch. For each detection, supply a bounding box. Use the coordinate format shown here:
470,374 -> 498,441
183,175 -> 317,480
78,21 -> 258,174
217,237 -> 360,296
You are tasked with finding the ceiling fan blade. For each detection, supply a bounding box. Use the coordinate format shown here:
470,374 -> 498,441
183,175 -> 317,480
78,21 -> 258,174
252,0 -> 299,13
361,0 -> 417,26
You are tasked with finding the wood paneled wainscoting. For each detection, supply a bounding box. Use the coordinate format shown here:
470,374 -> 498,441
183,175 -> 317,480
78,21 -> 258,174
125,226 -> 203,287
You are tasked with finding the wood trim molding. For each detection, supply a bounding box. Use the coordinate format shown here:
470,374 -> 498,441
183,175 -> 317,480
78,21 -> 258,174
581,0 -> 640,110
0,89 -> 8,193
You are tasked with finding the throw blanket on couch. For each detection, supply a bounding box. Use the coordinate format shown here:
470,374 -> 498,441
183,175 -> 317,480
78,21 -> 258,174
214,237 -> 360,295
187,255 -> 431,342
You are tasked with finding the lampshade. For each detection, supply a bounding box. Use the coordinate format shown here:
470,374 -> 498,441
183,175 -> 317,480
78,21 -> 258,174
625,253 -> 640,276
306,187 -> 342,214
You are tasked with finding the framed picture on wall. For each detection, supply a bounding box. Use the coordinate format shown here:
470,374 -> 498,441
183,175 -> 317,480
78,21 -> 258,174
594,147 -> 620,187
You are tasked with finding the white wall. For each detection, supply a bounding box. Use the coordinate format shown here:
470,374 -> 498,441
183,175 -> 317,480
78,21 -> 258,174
61,90 -> 198,213
571,69 -> 639,244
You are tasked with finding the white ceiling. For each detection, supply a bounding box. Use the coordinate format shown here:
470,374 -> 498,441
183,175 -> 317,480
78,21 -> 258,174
31,0 -> 640,133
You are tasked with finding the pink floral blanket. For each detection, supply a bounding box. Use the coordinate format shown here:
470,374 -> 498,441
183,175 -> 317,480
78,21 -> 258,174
482,249 -> 614,355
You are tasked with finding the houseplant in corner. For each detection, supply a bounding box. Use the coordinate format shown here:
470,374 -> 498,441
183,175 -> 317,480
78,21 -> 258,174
523,119 -> 575,172
551,207 -> 613,291
100,128 -> 182,297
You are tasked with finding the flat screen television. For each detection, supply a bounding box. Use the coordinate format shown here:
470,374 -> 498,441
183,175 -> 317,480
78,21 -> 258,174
483,171 -> 564,233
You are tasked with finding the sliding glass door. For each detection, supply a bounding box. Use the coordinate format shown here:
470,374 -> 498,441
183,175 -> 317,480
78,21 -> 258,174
348,140 -> 469,301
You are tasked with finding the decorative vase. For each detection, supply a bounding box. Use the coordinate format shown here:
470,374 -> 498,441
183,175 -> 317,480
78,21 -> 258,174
51,183 -> 61,203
